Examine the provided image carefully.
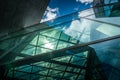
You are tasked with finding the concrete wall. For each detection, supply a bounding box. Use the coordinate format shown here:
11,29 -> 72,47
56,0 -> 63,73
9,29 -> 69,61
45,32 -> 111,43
0,0 -> 49,36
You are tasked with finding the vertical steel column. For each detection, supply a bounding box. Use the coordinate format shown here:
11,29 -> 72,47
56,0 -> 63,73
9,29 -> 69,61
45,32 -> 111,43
85,48 -> 95,80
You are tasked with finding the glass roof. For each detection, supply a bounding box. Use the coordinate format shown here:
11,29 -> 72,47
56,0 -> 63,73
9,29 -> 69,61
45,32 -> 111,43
0,0 -> 120,80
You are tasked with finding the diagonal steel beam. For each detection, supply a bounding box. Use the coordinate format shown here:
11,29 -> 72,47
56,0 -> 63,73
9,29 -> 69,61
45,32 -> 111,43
47,60 -> 86,69
2,46 -> 91,68
11,53 -> 86,69
0,33 -> 37,64
1,35 -> 120,68
0,23 -> 52,42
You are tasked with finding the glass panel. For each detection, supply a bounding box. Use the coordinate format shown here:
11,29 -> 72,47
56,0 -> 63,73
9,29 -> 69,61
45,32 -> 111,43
5,28 -> 77,61
0,1 -> 120,80
60,32 -> 69,41
35,62 -> 50,68
94,2 -> 120,17
15,66 -> 32,73
77,75 -> 85,80
53,56 -> 72,63
90,38 -> 120,79
51,64 -> 66,71
7,69 -> 14,78
64,18 -> 120,43
69,37 -> 77,43
32,66 -> 43,73
57,41 -> 73,49
63,73 -> 76,78
17,73 -> 30,80
14,71 -> 30,80
21,47 -> 35,55
15,65 -> 30,70
30,74 -> 41,80
48,70 -> 62,77
40,29 -> 61,39
39,69 -> 49,75
15,56 -> 24,60
36,47 -> 52,54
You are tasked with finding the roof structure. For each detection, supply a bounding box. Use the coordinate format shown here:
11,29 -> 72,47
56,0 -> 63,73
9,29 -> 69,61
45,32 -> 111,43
0,0 -> 120,80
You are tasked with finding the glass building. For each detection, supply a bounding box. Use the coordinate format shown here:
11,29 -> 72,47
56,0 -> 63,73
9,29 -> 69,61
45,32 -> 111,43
0,0 -> 120,80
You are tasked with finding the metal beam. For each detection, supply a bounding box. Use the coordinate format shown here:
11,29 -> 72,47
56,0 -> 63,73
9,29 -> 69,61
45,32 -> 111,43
0,23 -> 52,42
1,35 -> 120,67
85,49 -> 95,80
13,53 -> 86,69
47,60 -> 86,69
3,46 -> 91,68
81,17 -> 120,28
1,2 -> 120,42
0,33 -> 37,64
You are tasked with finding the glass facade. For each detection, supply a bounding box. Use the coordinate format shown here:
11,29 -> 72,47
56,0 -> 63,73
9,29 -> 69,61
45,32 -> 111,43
94,0 -> 120,17
0,0 -> 120,80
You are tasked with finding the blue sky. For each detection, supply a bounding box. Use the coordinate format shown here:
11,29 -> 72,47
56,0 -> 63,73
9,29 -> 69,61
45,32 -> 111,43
41,0 -> 93,22
40,0 -> 94,42
48,0 -> 92,16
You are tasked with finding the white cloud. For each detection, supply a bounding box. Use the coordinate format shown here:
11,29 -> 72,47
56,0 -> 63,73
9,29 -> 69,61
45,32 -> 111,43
64,8 -> 95,42
78,8 -> 94,18
41,7 -> 59,23
64,20 -> 82,39
76,0 -> 93,5
64,19 -> 91,42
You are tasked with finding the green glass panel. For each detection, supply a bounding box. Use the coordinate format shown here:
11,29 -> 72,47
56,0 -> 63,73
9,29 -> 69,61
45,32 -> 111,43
51,64 -> 66,71
60,32 -> 69,41
15,66 -> 32,73
74,51 -> 88,58
71,59 -> 86,66
7,70 -> 13,77
110,10 -> 120,16
18,73 -> 30,80
30,74 -> 41,80
53,56 -> 72,63
69,75 -> 78,80
69,38 -> 77,43
0,38 -> 17,50
30,36 -> 38,45
66,67 -> 74,72
14,71 -> 29,79
64,73 -> 75,78
48,70 -> 62,76
39,69 -> 49,75
37,35 -> 57,46
39,41 -> 57,50
15,65 -> 30,70
47,77 -> 54,80
77,75 -> 84,80
15,56 -> 24,60
57,41 -> 73,49
49,72 -> 64,78
36,47 -> 52,54
21,47 -> 35,55
73,68 -> 81,73
35,62 -> 50,68
32,66 -> 44,73
40,29 -> 61,39
23,45 -> 35,50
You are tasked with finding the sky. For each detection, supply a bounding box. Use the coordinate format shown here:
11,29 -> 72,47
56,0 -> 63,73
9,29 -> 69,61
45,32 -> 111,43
40,0 -> 94,42
41,0 -> 93,22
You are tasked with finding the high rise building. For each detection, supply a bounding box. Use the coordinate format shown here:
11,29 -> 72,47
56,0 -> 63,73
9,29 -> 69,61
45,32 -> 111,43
0,0 -> 120,80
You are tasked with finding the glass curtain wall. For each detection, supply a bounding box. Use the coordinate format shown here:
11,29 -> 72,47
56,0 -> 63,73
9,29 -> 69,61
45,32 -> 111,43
0,1 -> 120,80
